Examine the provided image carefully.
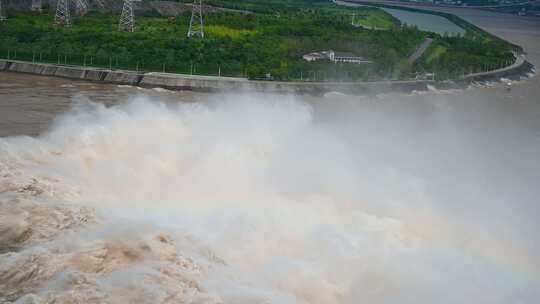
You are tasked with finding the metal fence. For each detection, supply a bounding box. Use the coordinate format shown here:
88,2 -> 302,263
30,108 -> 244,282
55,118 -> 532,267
0,47 -> 247,78
0,47 -> 518,82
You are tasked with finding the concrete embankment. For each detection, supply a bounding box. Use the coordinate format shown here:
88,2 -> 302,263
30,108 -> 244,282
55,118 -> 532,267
461,55 -> 535,82
0,60 -> 431,95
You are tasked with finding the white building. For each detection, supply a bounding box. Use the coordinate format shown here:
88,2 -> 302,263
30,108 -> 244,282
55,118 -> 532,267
303,50 -> 372,64
303,51 -> 334,62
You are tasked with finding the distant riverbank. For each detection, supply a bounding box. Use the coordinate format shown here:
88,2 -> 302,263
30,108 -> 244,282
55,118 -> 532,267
334,0 -> 466,36
335,0 -> 523,51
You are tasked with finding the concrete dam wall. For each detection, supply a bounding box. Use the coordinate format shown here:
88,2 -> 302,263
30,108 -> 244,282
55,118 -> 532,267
461,57 -> 535,82
0,60 -> 434,95
1,59 -> 533,95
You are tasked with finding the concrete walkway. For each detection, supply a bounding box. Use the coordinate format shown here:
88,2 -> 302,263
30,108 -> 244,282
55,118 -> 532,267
408,38 -> 434,63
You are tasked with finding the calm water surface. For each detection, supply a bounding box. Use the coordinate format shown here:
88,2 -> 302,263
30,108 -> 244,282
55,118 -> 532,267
334,0 -> 466,35
382,7 -> 465,36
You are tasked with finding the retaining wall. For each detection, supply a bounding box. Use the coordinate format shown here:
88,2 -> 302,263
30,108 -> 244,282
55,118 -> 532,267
54,66 -> 87,79
104,71 -> 143,85
462,60 -> 534,82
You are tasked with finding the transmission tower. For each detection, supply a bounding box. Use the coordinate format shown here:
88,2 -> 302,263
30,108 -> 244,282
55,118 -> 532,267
55,0 -> 71,26
188,0 -> 204,38
0,0 -> 6,21
75,0 -> 89,16
119,0 -> 136,32
31,0 -> 42,12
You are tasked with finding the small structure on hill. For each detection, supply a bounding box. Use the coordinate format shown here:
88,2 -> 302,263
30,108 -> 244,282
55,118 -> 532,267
303,50 -> 372,64
303,51 -> 334,62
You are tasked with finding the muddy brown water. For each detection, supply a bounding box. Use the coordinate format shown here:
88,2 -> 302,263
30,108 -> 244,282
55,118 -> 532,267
1,9 -> 540,303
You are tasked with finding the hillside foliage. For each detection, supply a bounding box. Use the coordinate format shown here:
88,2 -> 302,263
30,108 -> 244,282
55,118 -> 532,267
0,0 -> 515,81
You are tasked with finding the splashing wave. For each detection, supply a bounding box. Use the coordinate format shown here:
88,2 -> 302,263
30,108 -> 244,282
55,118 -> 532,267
1,94 -> 538,303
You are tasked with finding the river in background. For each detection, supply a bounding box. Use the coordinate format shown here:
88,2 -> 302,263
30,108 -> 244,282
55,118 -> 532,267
1,6 -> 540,304
333,0 -> 466,35
382,7 -> 466,35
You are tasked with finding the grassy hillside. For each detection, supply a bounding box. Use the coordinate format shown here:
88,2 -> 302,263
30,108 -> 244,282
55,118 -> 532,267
0,0 -> 515,81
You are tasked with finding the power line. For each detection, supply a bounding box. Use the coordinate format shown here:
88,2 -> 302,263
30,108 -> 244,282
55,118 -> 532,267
188,0 -> 204,38
55,0 -> 71,26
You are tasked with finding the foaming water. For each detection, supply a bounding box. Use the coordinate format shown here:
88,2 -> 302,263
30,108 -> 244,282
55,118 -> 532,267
1,92 -> 539,303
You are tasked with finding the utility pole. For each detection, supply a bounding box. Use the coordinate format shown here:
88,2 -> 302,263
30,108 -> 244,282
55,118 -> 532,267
31,0 -> 42,12
55,0 -> 71,26
0,0 -> 6,21
75,0 -> 89,16
187,0 -> 204,38
119,0 -> 137,32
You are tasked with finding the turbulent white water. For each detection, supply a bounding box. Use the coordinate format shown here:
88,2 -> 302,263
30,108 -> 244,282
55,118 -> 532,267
1,93 -> 539,303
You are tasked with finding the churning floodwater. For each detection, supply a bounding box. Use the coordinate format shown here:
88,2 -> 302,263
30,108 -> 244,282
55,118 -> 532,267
1,70 -> 539,303
1,8 -> 540,302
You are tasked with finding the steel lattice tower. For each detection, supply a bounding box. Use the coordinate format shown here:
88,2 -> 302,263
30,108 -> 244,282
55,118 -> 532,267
55,0 -> 71,26
188,0 -> 204,38
0,0 -> 6,21
75,0 -> 89,16
119,0 -> 135,32
31,0 -> 42,12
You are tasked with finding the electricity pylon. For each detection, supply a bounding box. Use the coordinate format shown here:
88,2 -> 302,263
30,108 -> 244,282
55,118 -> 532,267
31,0 -> 42,12
75,0 -> 89,16
188,0 -> 204,38
119,0 -> 136,32
0,0 -> 6,21
55,0 -> 71,26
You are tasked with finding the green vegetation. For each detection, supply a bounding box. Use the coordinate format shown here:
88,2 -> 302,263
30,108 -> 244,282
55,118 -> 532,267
424,45 -> 447,64
0,0 -> 516,81
353,9 -> 395,29
416,34 -> 515,79
359,12 -> 394,29
352,2 -> 518,79
205,25 -> 257,38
